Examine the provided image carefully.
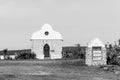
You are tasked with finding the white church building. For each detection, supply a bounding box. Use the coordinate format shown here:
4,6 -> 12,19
31,24 -> 63,59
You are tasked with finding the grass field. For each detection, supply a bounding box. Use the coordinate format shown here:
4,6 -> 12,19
0,59 -> 119,80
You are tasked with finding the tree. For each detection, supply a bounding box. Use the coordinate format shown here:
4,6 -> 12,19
3,49 -> 8,60
75,44 -> 82,58
118,39 -> 120,47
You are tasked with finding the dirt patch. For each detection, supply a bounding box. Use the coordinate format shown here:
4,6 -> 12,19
0,74 -> 16,80
21,71 -> 52,76
92,77 -> 110,80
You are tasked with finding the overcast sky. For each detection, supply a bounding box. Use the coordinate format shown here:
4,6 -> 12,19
0,0 -> 120,50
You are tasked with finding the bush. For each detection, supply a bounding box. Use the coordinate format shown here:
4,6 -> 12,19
16,52 -> 36,59
62,48 -> 85,59
106,41 -> 120,65
109,55 -> 120,65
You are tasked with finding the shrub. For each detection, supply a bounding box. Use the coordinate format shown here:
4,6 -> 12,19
15,52 -> 36,59
62,48 -> 85,59
106,40 -> 120,65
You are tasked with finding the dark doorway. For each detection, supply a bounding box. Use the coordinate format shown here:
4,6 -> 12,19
43,44 -> 50,58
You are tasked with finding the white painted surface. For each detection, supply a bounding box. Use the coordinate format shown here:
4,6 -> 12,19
93,57 -> 102,60
10,55 -> 16,59
31,40 -> 62,59
93,51 -> 102,56
31,24 -> 62,40
31,24 -> 63,59
0,56 -> 4,60
86,38 -> 106,66
88,38 -> 105,47
93,53 -> 102,57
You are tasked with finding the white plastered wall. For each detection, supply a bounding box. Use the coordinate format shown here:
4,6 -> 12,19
31,39 -> 62,59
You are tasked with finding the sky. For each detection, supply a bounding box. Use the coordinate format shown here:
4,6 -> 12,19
0,0 -> 120,50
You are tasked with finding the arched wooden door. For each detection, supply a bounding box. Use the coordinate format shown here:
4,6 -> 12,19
43,44 -> 50,58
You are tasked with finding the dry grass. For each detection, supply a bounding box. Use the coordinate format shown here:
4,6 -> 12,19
0,59 -> 119,80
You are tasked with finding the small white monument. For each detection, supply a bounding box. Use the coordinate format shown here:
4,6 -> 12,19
86,38 -> 106,66
30,24 -> 63,59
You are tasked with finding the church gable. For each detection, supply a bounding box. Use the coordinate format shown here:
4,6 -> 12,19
31,24 -> 62,40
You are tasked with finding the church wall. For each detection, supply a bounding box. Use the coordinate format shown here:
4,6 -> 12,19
31,39 -> 62,59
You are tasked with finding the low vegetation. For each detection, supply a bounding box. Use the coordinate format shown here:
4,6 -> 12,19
0,59 -> 119,80
62,44 -> 86,59
106,39 -> 120,65
15,52 -> 36,59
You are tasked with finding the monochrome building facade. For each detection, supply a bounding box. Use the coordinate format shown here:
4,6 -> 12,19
31,24 -> 63,59
86,38 -> 107,66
